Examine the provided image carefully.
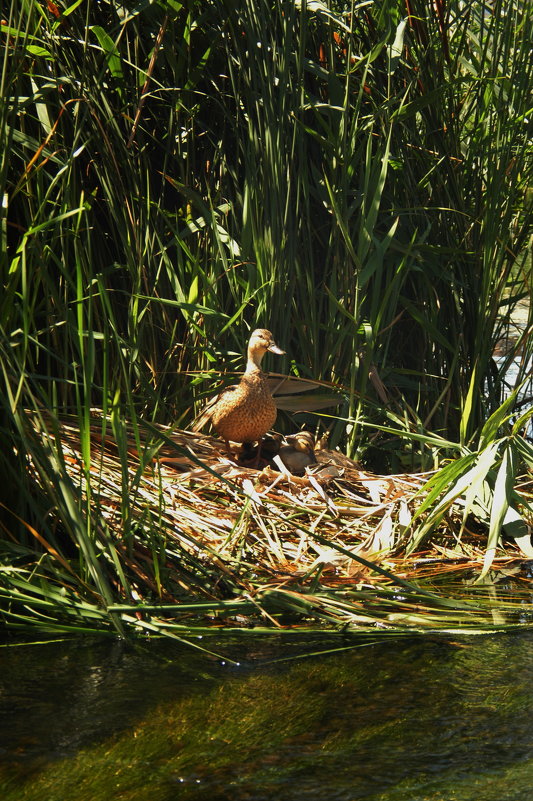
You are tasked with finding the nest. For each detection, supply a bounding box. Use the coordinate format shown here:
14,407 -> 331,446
13,412 -> 531,635
42,416 -> 529,589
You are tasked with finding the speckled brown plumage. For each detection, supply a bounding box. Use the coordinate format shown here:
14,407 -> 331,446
192,329 -> 285,444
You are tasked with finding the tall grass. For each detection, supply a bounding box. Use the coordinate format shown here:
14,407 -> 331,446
214,0 -> 532,459
0,0 -> 531,636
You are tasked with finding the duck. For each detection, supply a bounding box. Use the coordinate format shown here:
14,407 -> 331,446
238,431 -> 317,474
276,431 -> 317,475
192,329 -> 285,447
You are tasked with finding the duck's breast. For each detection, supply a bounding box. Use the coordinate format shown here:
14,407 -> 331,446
211,372 -> 277,442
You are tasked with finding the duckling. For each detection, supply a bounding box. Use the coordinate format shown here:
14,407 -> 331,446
192,329 -> 285,447
276,431 -> 317,475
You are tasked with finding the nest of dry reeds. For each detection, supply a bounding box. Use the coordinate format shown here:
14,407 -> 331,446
15,412 -> 531,638
53,416 -> 531,586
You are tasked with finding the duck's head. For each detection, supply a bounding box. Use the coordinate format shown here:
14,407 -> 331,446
284,431 -> 316,454
247,329 -> 285,366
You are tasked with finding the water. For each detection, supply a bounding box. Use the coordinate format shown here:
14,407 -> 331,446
493,353 -> 533,439
1,632 -> 532,801
494,297 -> 532,439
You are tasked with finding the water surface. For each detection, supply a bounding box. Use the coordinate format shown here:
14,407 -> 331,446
1,632 -> 532,800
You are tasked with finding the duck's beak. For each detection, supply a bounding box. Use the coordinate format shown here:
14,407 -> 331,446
267,342 -> 285,355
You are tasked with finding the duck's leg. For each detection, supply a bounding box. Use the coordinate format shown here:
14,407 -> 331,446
254,438 -> 263,468
237,439 -> 265,468
224,439 -> 241,460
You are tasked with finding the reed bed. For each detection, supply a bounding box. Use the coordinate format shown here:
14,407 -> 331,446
1,408 -> 530,641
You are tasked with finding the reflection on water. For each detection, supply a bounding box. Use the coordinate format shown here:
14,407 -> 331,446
0,632 -> 532,801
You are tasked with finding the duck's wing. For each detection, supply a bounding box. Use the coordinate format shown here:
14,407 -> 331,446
190,384 -> 239,432
191,402 -> 215,433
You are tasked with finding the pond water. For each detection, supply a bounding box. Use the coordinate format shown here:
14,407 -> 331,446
1,632 -> 532,801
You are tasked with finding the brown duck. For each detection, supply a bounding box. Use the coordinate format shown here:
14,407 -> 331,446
277,431 -> 317,475
193,329 -> 285,446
